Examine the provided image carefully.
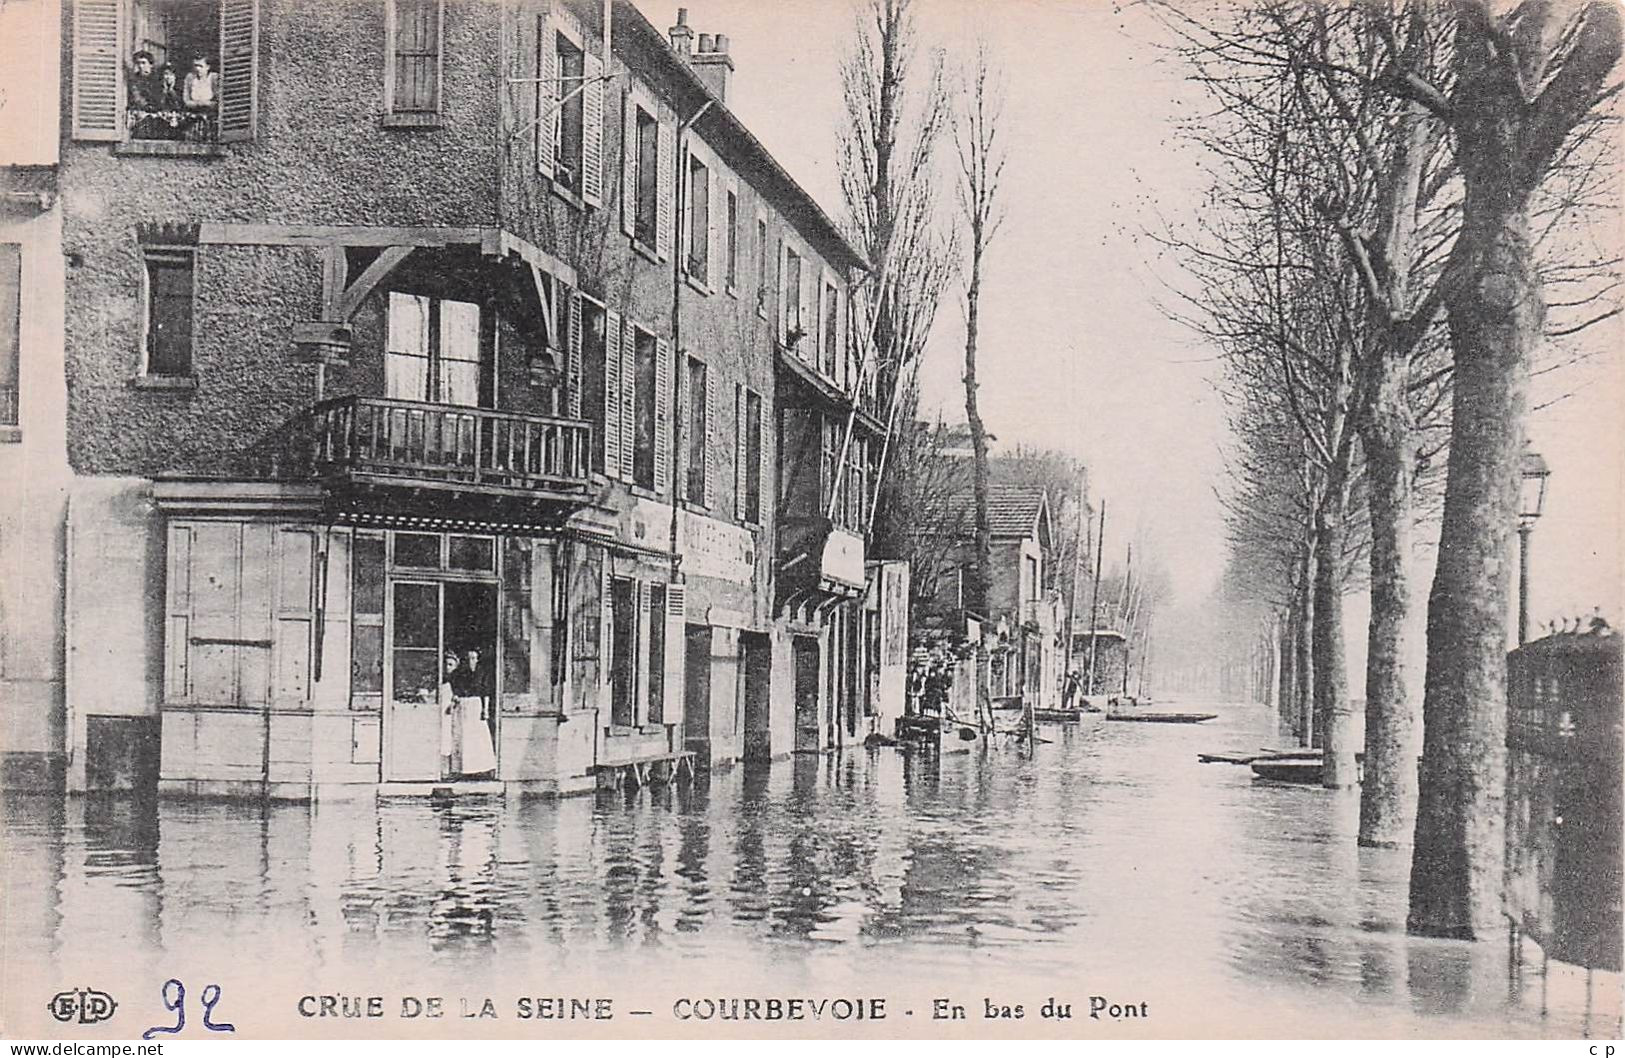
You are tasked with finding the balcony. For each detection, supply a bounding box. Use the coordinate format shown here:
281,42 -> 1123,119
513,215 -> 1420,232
307,396 -> 592,508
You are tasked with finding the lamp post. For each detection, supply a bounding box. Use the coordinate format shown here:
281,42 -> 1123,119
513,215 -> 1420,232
1517,449 -> 1551,646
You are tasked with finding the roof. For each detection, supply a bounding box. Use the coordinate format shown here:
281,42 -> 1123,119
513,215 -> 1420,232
943,485 -> 1052,543
609,1 -> 869,275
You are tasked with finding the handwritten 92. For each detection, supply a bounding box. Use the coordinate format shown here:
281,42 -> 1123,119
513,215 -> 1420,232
142,979 -> 236,1039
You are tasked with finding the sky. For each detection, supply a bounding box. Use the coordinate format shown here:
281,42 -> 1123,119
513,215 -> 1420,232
630,0 -> 1624,657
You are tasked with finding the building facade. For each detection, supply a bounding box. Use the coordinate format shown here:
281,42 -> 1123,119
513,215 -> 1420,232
13,0 -> 902,797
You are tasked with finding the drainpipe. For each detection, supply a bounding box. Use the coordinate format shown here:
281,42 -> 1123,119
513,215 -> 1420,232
667,98 -> 714,584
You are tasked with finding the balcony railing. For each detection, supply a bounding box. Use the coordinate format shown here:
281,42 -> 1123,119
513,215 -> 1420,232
308,396 -> 591,496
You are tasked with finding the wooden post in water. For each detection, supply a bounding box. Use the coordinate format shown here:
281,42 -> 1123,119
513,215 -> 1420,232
1086,500 -> 1106,696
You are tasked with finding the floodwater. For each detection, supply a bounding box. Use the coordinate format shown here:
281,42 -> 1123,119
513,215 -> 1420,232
3,699 -> 1619,1039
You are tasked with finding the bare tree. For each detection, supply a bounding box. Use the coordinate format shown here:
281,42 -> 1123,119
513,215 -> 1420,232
955,42 -> 1008,733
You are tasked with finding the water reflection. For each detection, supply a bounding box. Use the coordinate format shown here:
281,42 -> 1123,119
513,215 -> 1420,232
3,700 -> 1619,1037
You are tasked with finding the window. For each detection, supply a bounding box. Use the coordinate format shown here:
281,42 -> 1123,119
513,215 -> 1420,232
553,32 -> 584,191
686,154 -> 710,284
143,248 -> 193,378
0,243 -> 18,428
634,107 -> 659,245
725,189 -> 739,291
821,280 -> 839,378
755,217 -> 769,314
783,245 -> 803,341
385,292 -> 486,406
632,327 -> 657,490
685,356 -> 707,505
580,298 -> 607,473
743,388 -> 762,523
610,577 -> 638,726
388,0 -> 441,114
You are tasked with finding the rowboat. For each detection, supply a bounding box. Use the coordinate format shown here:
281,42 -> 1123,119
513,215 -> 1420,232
1105,711 -> 1217,724
1250,756 -> 1324,783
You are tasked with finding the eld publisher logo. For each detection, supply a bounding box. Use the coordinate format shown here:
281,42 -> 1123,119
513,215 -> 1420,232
48,988 -> 118,1025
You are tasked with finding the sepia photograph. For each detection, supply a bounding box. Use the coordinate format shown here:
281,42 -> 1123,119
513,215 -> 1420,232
0,0 -> 1620,1042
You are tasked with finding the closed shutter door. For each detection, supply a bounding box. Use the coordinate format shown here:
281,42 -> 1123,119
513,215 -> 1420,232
635,580 -> 651,724
581,49 -> 605,206
310,529 -> 352,709
71,0 -> 122,141
166,525 -> 194,701
703,360 -> 717,510
621,89 -> 638,237
272,528 -> 316,705
663,585 -> 686,730
619,320 -> 636,481
656,110 -> 675,261
654,336 -> 672,496
567,290 -> 583,418
217,0 -> 260,141
604,309 -> 622,477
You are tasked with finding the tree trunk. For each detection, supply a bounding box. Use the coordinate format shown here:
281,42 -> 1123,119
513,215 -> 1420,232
1312,510 -> 1353,785
1409,206 -> 1539,938
1294,548 -> 1316,747
1359,379 -> 1420,845
1277,610 -> 1296,735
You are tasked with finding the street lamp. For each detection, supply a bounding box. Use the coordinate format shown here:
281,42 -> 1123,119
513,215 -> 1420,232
1517,449 -> 1551,646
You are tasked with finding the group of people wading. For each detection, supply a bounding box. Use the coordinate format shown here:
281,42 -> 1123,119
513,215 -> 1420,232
438,648 -> 497,780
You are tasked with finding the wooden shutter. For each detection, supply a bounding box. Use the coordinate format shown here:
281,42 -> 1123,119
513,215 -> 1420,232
621,89 -> 637,237
218,0 -> 260,142
656,110 -> 675,261
238,523 -> 275,706
71,0 -> 123,141
634,580 -> 651,724
581,49 -> 605,206
603,308 -> 622,477
707,169 -> 722,293
654,336 -> 672,496
536,13 -> 557,178
663,584 -> 686,730
734,384 -> 746,521
619,319 -> 635,481
777,241 -> 789,340
676,351 -> 690,495
567,290 -> 583,418
166,524 -> 194,700
799,264 -> 813,360
272,528 -> 316,705
761,397 -> 774,525
703,359 -> 717,510
310,529 -> 352,709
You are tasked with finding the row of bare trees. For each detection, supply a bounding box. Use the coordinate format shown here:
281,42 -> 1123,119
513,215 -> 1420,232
1168,0 -> 1619,938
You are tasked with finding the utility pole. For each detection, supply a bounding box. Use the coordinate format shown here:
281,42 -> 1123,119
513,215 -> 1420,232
1086,499 -> 1106,696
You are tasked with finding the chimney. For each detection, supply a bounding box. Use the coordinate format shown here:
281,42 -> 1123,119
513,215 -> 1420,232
668,8 -> 694,58
690,31 -> 734,104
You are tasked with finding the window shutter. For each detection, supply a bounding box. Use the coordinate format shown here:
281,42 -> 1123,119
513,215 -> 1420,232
734,384 -> 746,521
815,277 -> 827,370
71,0 -> 123,141
777,241 -> 789,340
567,290 -> 583,419
761,400 -> 774,525
310,529 -> 352,709
654,336 -> 672,496
619,319 -> 635,481
166,524 -> 194,701
676,351 -> 690,493
604,308 -> 622,477
581,49 -> 604,206
706,165 -> 721,292
703,360 -> 717,510
536,16 -> 557,178
218,0 -> 260,142
621,90 -> 637,237
272,528 -> 316,705
663,584 -> 686,730
656,111 -> 675,261
799,267 -> 813,362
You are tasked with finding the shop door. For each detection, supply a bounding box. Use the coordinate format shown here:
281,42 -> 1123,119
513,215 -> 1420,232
385,580 -> 444,781
792,636 -> 821,753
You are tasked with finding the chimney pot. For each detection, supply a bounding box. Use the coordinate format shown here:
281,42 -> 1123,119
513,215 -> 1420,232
669,8 -> 694,56
715,34 -> 729,53
698,32 -> 713,52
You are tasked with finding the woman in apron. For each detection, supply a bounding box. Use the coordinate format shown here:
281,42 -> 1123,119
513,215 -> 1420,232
439,651 -> 461,779
451,647 -> 498,777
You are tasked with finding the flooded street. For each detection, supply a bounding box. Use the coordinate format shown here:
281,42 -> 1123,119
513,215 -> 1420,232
4,699 -> 1618,1039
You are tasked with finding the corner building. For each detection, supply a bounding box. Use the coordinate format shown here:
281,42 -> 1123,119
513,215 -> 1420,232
39,0 -> 902,797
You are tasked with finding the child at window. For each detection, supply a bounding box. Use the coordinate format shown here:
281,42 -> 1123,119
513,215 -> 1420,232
183,56 -> 219,110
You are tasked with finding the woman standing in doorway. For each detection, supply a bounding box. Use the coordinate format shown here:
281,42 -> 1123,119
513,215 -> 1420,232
452,647 -> 497,777
438,651 -> 462,779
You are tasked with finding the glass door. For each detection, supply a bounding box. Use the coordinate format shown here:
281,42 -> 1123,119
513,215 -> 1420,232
384,579 -> 444,781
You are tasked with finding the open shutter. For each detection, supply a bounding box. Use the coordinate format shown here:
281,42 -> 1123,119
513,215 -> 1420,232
707,171 -> 722,293
654,336 -> 672,497
656,110 -> 675,261
603,309 -> 622,478
734,384 -> 746,521
663,584 -> 686,730
581,49 -> 605,206
799,265 -> 813,361
777,241 -> 789,341
761,398 -> 774,524
71,0 -> 123,141
218,0 -> 260,142
621,90 -> 637,237
536,14 -> 557,178
619,319 -> 635,481
703,360 -> 717,510
675,352 -> 690,497
567,290 -> 583,418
